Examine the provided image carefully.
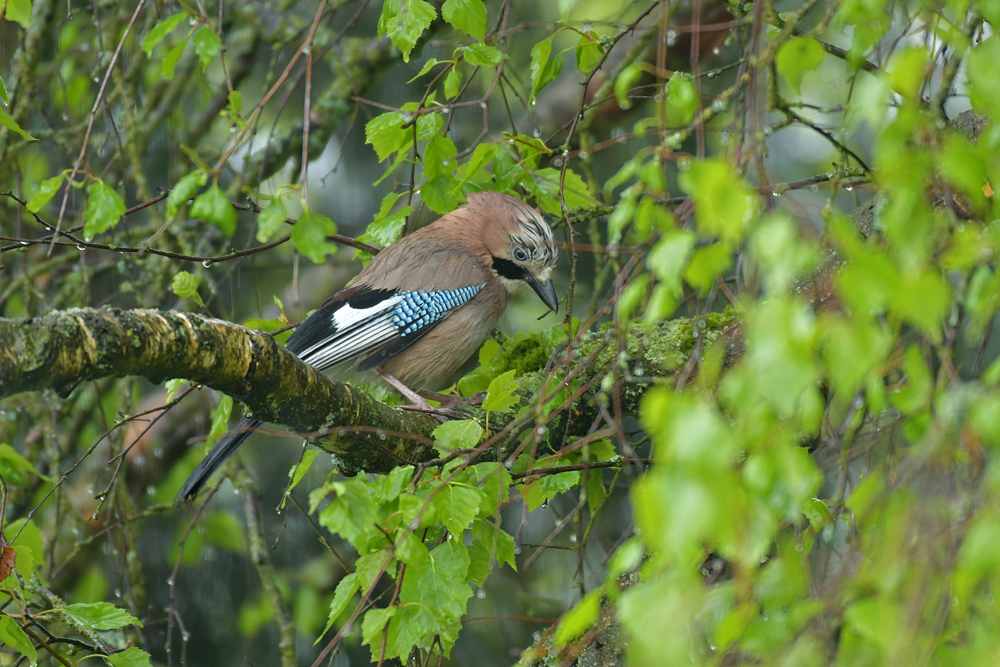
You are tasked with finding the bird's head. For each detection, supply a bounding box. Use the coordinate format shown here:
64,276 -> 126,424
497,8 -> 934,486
469,191 -> 560,312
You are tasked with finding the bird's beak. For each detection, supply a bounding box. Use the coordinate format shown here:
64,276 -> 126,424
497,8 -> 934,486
527,275 -> 559,312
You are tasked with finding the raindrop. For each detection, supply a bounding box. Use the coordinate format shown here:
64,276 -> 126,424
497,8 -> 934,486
666,30 -> 677,46
532,128 -> 541,138
711,99 -> 726,112
301,46 -> 312,55
202,260 -> 213,268
379,433 -> 387,441
677,159 -> 691,172
634,365 -> 644,376
230,125 -> 237,134
712,47 -> 720,55
480,102 -> 488,110
809,184 -> 819,192
476,587 -> 486,600
552,158 -> 563,167
578,150 -> 589,160
845,185 -> 854,192
763,126 -> 773,136
76,244 -> 86,250
188,17 -> 197,26
706,71 -> 718,79
692,328 -> 699,338
166,577 -> 175,587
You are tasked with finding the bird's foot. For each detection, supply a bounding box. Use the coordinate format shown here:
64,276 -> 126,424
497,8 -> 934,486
375,369 -> 456,422
420,390 -> 486,408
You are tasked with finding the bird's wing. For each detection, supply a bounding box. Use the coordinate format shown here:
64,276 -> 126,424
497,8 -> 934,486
284,283 -> 486,372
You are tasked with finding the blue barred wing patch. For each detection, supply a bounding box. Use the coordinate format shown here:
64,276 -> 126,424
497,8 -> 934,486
393,283 -> 485,336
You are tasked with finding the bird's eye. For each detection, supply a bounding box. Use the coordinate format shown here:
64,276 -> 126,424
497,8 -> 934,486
513,247 -> 528,261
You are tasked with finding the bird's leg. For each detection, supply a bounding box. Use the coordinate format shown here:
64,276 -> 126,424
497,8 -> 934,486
373,369 -> 454,421
418,390 -> 486,408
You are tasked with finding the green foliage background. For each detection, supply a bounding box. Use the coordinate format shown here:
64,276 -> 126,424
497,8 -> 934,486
3,0 -> 1000,665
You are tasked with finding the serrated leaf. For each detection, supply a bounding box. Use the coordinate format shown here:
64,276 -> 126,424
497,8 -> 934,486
408,57 -> 440,82
106,647 -> 153,667
162,32 -> 191,79
443,67 -> 462,98
432,483 -> 481,537
0,617 -> 36,665
378,0 -> 436,62
483,369 -> 519,412
190,184 -> 237,236
141,11 -> 189,56
318,573 -> 358,641
288,450 -> 318,494
463,43 -> 501,68
171,271 -> 200,299
520,467 -> 580,511
256,197 -> 287,243
84,181 -> 126,239
364,111 -> 408,162
0,74 -> 8,105
292,211 -> 339,263
361,606 -> 397,646
0,106 -> 35,140
165,170 -> 207,218
60,602 -> 142,630
432,420 -> 483,454
2,0 -> 32,28
443,0 -> 487,38
26,174 -> 63,213
529,34 -> 563,102
576,31 -> 603,74
193,25 -> 221,71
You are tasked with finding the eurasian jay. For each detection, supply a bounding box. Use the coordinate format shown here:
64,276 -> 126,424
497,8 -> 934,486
178,191 -> 559,500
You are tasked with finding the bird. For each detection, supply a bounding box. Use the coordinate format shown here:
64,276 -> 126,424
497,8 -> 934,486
177,191 -> 559,500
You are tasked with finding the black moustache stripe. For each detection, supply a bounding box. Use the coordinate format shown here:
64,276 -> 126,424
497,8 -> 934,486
491,256 -> 527,281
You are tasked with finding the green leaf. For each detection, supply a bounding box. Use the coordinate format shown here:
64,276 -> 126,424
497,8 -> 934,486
396,540 -> 471,645
520,466 -> 580,511
555,589 -> 601,646
141,11 -> 189,56
483,369 -> 519,412
0,443 -> 49,482
365,111 -> 409,162
361,606 -> 397,646
664,73 -> 698,126
3,519 -> 43,578
105,647 -> 153,667
288,450 -> 318,494
529,34 -> 563,102
319,573 -> 358,640
432,419 -> 484,454
206,395 -> 233,447
84,181 -> 126,239
26,174 -> 63,213
378,0 -> 436,62
468,520 -> 516,584
443,67 -> 462,98
2,0 -> 31,28
678,159 -> 755,243
443,0 -> 487,38
166,170 -> 208,218
192,26 -> 221,71
162,31 -> 192,79
60,602 -> 142,630
776,36 -> 825,95
576,30 -> 603,74
190,184 -> 237,236
408,57 -> 440,82
0,617 -> 36,665
463,43 -> 501,68
432,483 -> 482,536
614,63 -> 643,110
0,74 -> 8,104
967,38 -> 1000,112
256,197 -> 287,243
292,211 -> 339,263
171,270 -> 201,300
0,106 -> 35,140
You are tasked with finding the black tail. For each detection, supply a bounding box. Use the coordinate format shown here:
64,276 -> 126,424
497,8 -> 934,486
177,418 -> 263,501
